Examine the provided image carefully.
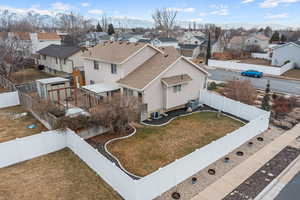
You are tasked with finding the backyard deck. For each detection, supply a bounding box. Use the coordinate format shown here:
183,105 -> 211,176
0,105 -> 47,143
108,111 -> 244,176
0,148 -> 122,200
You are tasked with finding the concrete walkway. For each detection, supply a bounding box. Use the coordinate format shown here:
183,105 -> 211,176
192,124 -> 300,200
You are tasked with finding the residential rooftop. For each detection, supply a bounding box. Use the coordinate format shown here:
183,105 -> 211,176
37,44 -> 82,59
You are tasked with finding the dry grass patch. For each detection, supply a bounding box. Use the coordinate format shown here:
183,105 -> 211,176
11,68 -> 54,84
108,112 -> 244,176
282,69 -> 300,79
0,148 -> 121,200
0,106 -> 47,143
239,58 -> 271,66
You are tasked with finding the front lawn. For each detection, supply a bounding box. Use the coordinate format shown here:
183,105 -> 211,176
0,149 -> 121,200
108,112 -> 244,176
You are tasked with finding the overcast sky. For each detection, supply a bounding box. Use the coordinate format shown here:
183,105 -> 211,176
1,0 -> 300,26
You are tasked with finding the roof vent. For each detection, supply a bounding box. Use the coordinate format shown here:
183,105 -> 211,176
164,54 -> 169,58
110,41 -> 114,43
134,42 -> 139,46
119,41 -> 123,44
160,47 -> 165,51
127,42 -> 131,45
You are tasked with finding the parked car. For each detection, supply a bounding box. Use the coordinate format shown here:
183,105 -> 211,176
241,70 -> 263,78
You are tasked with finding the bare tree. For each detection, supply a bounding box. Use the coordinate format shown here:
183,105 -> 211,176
100,15 -> 109,32
90,95 -> 141,134
152,8 -> 177,37
56,12 -> 93,45
222,80 -> 257,105
0,36 -> 32,78
0,10 -> 16,31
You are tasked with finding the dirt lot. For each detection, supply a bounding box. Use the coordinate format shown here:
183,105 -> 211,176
239,58 -> 271,66
11,68 -> 54,84
0,106 -> 47,143
108,112 -> 244,176
282,69 -> 300,79
0,148 -> 121,200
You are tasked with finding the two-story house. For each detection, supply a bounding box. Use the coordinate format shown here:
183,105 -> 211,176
82,41 -> 209,120
36,44 -> 86,75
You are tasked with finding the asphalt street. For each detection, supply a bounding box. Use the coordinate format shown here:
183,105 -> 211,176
207,69 -> 300,95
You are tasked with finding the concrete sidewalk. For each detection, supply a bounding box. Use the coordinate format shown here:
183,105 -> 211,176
192,124 -> 300,200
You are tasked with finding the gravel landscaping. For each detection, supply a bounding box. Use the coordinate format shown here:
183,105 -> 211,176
223,146 -> 300,200
155,126 -> 284,200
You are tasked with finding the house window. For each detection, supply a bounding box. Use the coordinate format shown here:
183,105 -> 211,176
94,61 -> 99,70
173,85 -> 182,93
43,55 -> 46,60
63,59 -> 67,65
111,64 -> 117,74
90,80 -> 95,85
124,88 -> 134,96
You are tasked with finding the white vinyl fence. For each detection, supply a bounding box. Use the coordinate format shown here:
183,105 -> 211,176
0,91 -> 270,200
251,53 -> 271,60
208,59 -> 294,75
0,91 -> 20,109
0,130 -> 66,168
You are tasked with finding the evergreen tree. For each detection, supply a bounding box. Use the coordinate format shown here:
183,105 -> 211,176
280,34 -> 287,43
270,31 -> 280,43
96,22 -> 103,32
261,80 -> 271,111
107,24 -> 115,35
205,32 -> 211,65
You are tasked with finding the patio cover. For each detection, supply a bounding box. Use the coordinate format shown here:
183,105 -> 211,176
82,82 -> 120,94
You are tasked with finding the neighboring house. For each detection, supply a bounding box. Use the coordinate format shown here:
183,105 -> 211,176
227,36 -> 247,50
137,38 -> 152,43
30,32 -> 61,53
244,33 -> 270,52
180,31 -> 206,44
0,32 -> 61,54
151,37 -> 179,48
212,39 -> 225,54
36,44 -> 86,75
82,41 -> 209,120
271,41 -> 300,67
178,44 -> 200,58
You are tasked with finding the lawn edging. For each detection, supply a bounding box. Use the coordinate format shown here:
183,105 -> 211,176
105,110 -> 247,178
104,125 -> 143,179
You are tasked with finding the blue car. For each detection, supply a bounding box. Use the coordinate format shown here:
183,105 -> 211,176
241,70 -> 263,78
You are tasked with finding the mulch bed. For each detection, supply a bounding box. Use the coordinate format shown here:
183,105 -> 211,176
223,146 -> 300,200
143,105 -> 248,125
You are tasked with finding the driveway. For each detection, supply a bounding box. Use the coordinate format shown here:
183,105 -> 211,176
207,69 -> 300,95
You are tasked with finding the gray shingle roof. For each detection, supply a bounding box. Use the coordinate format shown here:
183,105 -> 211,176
37,44 -> 82,59
157,37 -> 178,42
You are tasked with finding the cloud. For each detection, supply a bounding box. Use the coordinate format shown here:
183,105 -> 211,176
209,4 -> 229,15
51,2 -> 72,11
166,7 -> 195,13
265,13 -> 289,18
242,0 -> 255,3
189,18 -> 203,22
80,2 -> 90,7
260,0 -> 299,8
199,12 -> 207,16
88,9 -> 103,15
0,5 -> 55,16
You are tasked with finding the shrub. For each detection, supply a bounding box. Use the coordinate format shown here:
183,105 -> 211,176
222,80 -> 257,105
208,82 -> 217,90
272,96 -> 295,118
